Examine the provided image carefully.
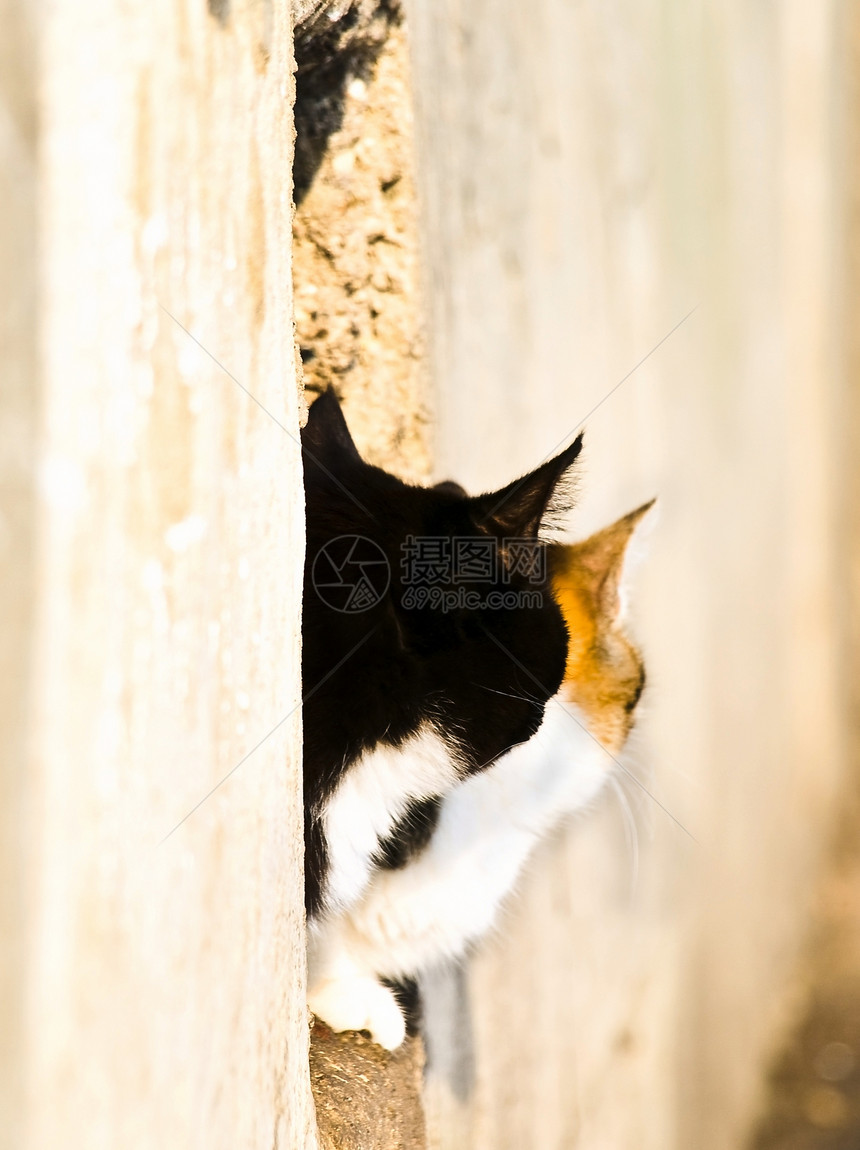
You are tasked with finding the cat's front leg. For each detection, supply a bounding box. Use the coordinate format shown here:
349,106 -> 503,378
307,933 -> 407,1050
308,974 -> 406,1050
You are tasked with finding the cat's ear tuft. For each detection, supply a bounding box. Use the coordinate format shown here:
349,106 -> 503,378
469,433 -> 584,540
568,498 -> 656,619
301,389 -> 363,472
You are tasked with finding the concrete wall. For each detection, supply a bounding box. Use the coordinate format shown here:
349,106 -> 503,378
0,3 -> 37,1145
0,2 -> 315,1147
405,1 -> 849,1146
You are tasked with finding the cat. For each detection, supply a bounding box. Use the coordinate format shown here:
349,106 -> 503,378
301,389 -> 584,931
306,501 -> 653,1049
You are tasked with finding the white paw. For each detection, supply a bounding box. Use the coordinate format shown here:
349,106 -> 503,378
308,975 -> 407,1050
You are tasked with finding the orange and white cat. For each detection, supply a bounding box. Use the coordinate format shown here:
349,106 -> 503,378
307,502 -> 654,1049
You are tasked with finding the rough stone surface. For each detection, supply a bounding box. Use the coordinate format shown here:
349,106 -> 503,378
293,0 -> 402,201
310,1020 -> 427,1150
294,22 -> 431,482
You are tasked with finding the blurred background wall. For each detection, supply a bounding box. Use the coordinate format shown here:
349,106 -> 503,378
405,1 -> 855,1147
0,2 -> 315,1147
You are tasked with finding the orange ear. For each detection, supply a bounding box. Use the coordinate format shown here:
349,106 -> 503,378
564,499 -> 655,617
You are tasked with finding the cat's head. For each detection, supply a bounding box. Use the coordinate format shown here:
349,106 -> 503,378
302,390 -> 584,779
549,501 -> 655,754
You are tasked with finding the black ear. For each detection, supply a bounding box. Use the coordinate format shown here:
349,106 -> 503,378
302,389 -> 362,471
469,433 -> 584,539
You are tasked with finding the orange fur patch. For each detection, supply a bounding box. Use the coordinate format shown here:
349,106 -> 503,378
549,503 -> 652,754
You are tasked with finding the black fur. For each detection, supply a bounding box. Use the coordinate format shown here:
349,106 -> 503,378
302,390 -> 583,917
381,977 -> 423,1038
374,796 -> 442,870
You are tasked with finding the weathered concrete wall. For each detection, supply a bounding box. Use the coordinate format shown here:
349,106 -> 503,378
405,1 -> 848,1147
0,3 -> 37,1147
1,2 -> 315,1147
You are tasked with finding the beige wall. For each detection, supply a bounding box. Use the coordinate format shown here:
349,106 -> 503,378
406,1 -> 849,1147
1,2 -> 315,1147
0,3 -> 37,1145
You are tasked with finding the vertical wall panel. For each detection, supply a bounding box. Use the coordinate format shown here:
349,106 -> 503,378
406,1 -> 846,1146
0,2 -> 314,1146
0,2 -> 37,1147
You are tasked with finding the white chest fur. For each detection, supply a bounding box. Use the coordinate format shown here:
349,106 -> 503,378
330,695 -> 613,977
308,697 -> 616,1048
319,723 -> 461,915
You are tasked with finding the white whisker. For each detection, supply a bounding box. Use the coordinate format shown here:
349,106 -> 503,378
609,773 -> 640,898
